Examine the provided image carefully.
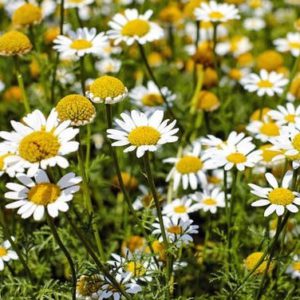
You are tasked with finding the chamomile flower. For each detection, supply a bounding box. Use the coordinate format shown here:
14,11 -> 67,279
162,197 -> 199,222
247,117 -> 280,142
274,32 -> 300,57
0,239 -> 18,271
0,109 -> 79,176
0,31 -> 32,56
107,110 -> 179,158
243,17 -> 266,31
0,152 -> 15,177
268,103 -> 300,127
53,28 -> 108,58
130,81 -> 175,111
64,0 -> 94,9
99,272 -> 142,300
152,216 -> 199,247
76,275 -> 102,300
164,142 -> 208,190
5,170 -> 81,220
191,188 -> 226,214
95,58 -> 121,74
108,9 -> 164,45
250,171 -> 300,217
286,255 -> 300,279
269,218 -> 300,241
241,69 -> 288,97
194,1 -> 240,23
216,36 -> 252,57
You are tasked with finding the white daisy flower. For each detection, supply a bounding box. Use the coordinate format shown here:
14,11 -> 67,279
164,142 -> 209,190
108,252 -> 157,282
0,109 -> 79,176
107,110 -> 179,158
99,272 -> 142,300
255,144 -> 284,171
76,275 -> 102,300
64,0 -> 94,9
95,58 -> 121,74
268,103 -> 300,127
130,81 -> 176,111
243,17 -> 266,31
108,9 -> 164,45
191,188 -> 226,214
247,117 -> 280,142
162,197 -> 199,222
286,255 -> 300,279
250,171 -> 300,217
241,69 -> 288,97
5,170 -> 81,221
274,32 -> 300,57
194,1 -> 240,23
216,36 -> 252,58
0,239 -> 18,271
53,27 -> 108,58
152,216 -> 199,247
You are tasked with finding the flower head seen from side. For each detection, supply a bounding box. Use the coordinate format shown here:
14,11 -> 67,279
0,239 -> 18,271
286,255 -> 300,279
76,274 -> 102,300
99,272 -> 142,300
108,9 -> 164,45
12,3 -> 42,28
164,142 -> 208,190
53,27 -> 108,58
0,31 -> 32,56
241,69 -> 288,97
194,1 -> 240,23
268,103 -> 300,127
5,169 -> 81,221
250,171 -> 300,217
152,216 -> 199,247
274,32 -> 300,57
0,109 -> 79,176
87,75 -> 128,104
107,110 -> 179,158
162,197 -> 199,222
129,81 -> 175,111
191,187 -> 226,214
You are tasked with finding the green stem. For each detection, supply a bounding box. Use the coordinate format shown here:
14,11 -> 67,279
79,56 -> 86,95
85,124 -> 92,171
193,20 -> 200,87
46,213 -> 76,300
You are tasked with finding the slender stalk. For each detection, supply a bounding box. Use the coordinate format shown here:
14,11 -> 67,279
193,20 -> 200,87
66,214 -> 132,300
46,213 -> 76,300
14,57 -> 30,114
223,169 -> 230,272
79,56 -> 86,95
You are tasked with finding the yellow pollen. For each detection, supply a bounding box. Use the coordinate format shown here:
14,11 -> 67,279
260,122 -> 280,137
268,188 -> 295,205
209,11 -> 224,20
167,225 -> 183,235
141,93 -> 164,106
174,205 -> 187,213
0,31 -> 32,56
289,41 -> 300,49
292,262 -> 300,271
226,152 -> 246,164
28,183 -> 61,205
285,114 -> 296,123
176,156 -> 203,174
292,133 -> 300,151
0,247 -> 7,257
126,261 -> 146,277
70,39 -> 92,50
19,131 -> 60,163
128,126 -> 160,146
122,19 -> 150,37
257,80 -> 273,88
203,198 -> 217,206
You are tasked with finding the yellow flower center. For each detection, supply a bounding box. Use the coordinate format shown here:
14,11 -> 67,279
268,188 -> 295,205
70,39 -> 92,50
260,145 -> 281,162
89,76 -> 126,99
229,68 -> 242,80
226,152 -> 247,164
292,261 -> 300,271
244,252 -> 273,274
174,205 -> 187,213
68,0 -> 85,3
128,126 -> 160,146
122,19 -> 150,37
0,153 -> 11,170
167,225 -> 183,234
285,114 -> 296,123
126,261 -> 146,277
141,93 -> 164,106
76,275 -> 102,297
19,131 -> 60,163
292,133 -> 300,151
0,247 -> 7,257
289,41 -> 300,49
249,0 -> 262,8
209,11 -> 224,20
176,156 -> 203,174
12,3 -> 42,27
257,80 -> 273,88
0,31 -> 32,56
203,198 -> 217,206
28,183 -> 61,205
260,122 -> 280,137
